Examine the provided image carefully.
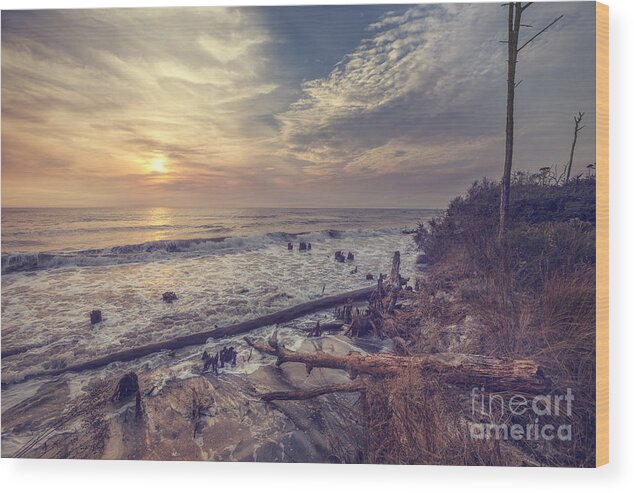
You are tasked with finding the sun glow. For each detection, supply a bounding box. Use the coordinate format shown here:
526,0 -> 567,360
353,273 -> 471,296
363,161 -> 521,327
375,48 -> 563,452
149,157 -> 167,173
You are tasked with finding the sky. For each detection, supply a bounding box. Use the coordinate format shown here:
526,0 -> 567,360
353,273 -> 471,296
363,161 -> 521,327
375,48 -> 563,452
1,2 -> 596,209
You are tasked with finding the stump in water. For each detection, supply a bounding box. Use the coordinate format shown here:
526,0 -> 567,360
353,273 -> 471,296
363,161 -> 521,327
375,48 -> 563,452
202,351 -> 219,374
388,251 -> 409,288
90,310 -> 102,325
287,242 -> 293,250
162,292 -> 178,303
219,346 -> 237,368
389,251 -> 401,287
111,372 -> 140,402
299,242 -> 307,251
307,243 -> 312,251
366,273 -> 374,281
334,251 -> 346,263
347,252 -> 355,261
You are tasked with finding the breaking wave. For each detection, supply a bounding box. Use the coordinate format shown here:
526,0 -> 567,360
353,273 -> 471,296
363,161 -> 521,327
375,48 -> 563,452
1,227 -> 405,274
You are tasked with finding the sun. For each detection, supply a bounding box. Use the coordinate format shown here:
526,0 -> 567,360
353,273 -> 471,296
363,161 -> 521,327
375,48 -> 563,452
149,157 -> 167,173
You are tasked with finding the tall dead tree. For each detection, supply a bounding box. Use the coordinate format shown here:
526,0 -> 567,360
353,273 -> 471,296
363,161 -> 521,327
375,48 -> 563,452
498,3 -> 563,241
565,112 -> 585,182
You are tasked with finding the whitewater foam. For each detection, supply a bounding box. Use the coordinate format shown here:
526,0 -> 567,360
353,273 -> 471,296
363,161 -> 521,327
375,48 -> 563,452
1,227 -> 403,274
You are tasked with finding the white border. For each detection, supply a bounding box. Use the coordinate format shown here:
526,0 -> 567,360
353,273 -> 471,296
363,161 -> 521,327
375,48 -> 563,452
1,0 -> 632,491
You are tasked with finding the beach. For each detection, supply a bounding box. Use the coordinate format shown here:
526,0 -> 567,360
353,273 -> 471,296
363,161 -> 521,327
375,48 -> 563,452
1,207 -> 433,459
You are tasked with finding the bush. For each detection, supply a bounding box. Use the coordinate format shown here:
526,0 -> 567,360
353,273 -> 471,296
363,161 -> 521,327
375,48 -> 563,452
415,173 -> 596,271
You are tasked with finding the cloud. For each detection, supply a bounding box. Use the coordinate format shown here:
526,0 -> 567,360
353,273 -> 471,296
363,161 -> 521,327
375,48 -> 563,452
275,2 -> 596,195
2,4 -> 596,208
2,7 -> 281,205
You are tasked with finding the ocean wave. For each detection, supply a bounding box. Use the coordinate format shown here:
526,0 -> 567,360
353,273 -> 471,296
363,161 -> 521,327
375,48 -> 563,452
7,223 -> 195,237
1,227 -> 406,274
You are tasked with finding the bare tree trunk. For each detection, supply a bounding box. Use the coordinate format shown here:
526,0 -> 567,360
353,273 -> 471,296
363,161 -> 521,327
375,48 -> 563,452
565,112 -> 585,182
497,4 -> 563,240
498,3 -> 522,241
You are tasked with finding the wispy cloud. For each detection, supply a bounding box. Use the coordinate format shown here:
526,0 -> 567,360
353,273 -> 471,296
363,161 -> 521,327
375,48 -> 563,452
2,4 -> 596,208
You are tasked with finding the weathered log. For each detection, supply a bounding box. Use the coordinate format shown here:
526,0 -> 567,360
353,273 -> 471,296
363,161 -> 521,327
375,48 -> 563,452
260,382 -> 367,401
245,338 -> 548,393
9,286 -> 375,384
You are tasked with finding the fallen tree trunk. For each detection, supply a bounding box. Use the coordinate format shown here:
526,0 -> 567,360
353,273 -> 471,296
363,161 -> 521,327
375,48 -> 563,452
7,286 -> 374,384
246,337 -> 548,394
260,382 -> 366,401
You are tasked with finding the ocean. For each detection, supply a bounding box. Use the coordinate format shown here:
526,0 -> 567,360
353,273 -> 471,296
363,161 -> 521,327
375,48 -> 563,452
1,207 -> 436,455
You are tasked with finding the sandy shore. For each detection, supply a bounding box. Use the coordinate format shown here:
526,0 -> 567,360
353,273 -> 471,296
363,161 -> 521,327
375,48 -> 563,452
2,333 -> 383,461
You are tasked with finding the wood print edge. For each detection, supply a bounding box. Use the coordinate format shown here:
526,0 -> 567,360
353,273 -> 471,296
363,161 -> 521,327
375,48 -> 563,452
595,0 -> 609,468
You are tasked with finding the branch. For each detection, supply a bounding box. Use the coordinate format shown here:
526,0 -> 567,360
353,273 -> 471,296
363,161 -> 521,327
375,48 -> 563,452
259,383 -> 367,401
520,2 -> 533,12
518,14 -> 564,52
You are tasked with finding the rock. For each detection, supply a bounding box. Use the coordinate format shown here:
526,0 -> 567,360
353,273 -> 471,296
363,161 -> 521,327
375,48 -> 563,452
347,252 -> 354,261
287,242 -> 293,250
334,251 -> 346,263
90,309 -> 102,325
162,292 -> 178,303
299,242 -> 307,251
365,273 -> 374,281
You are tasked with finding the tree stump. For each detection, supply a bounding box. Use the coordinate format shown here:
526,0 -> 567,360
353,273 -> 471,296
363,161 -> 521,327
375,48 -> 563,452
287,242 -> 293,250
162,292 -> 178,303
90,310 -> 102,325
111,372 -> 140,402
299,242 -> 307,251
389,251 -> 401,287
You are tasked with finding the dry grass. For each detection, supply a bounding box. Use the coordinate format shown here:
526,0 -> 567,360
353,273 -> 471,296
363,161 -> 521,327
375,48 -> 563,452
356,176 -> 596,466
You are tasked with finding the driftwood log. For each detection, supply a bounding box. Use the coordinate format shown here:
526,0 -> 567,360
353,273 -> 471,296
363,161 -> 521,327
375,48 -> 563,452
245,336 -> 548,394
7,286 -> 375,384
